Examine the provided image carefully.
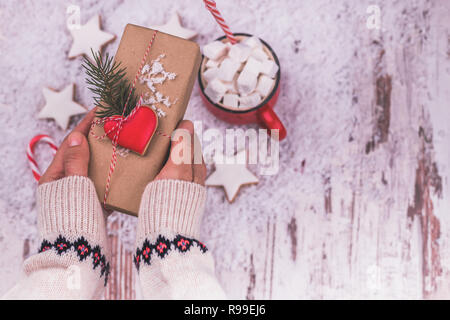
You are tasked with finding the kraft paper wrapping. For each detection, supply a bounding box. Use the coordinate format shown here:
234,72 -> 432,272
88,24 -> 201,216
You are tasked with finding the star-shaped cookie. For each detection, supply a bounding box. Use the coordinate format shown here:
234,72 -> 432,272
206,149 -> 259,202
38,84 -> 87,130
68,14 -> 115,61
150,12 -> 197,39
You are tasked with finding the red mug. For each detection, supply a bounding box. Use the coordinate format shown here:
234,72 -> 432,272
198,33 -> 287,141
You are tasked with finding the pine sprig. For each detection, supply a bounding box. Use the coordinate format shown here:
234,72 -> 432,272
82,50 -> 139,118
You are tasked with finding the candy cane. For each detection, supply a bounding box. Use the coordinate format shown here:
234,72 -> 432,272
203,0 -> 237,44
27,134 -> 58,181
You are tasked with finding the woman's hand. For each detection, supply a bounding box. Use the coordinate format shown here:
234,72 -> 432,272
39,108 -> 96,185
155,120 -> 206,186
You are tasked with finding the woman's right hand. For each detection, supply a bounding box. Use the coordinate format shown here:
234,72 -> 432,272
155,120 -> 206,185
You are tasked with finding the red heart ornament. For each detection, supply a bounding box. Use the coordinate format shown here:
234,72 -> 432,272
103,106 -> 158,155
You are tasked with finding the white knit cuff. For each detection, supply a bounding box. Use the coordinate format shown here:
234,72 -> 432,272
136,179 -> 206,243
37,176 -> 108,246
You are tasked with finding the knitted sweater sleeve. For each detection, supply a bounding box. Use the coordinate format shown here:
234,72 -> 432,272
134,179 -> 226,299
2,176 -> 110,300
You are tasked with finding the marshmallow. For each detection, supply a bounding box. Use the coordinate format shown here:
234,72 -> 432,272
222,79 -> 238,94
256,75 -> 275,98
237,68 -> 258,95
251,47 -> 268,61
202,41 -> 228,60
218,58 -> 241,82
204,78 -> 227,103
239,92 -> 262,108
203,67 -> 219,83
260,59 -> 279,78
228,43 -> 252,63
206,58 -> 220,68
244,36 -> 263,49
223,93 -> 239,109
223,72 -> 239,94
206,55 -> 226,68
242,57 -> 263,76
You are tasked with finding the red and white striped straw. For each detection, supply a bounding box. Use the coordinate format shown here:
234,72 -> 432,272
27,134 -> 58,181
203,0 -> 237,44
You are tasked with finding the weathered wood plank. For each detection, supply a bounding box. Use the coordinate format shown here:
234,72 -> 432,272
105,220 -> 136,300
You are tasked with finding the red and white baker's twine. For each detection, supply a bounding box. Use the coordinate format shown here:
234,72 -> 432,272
203,0 -> 237,44
27,134 -> 58,181
90,30 -> 160,205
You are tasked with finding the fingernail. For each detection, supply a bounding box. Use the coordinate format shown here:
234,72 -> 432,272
68,133 -> 82,147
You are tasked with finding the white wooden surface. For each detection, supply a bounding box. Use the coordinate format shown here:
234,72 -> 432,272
0,0 -> 449,299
